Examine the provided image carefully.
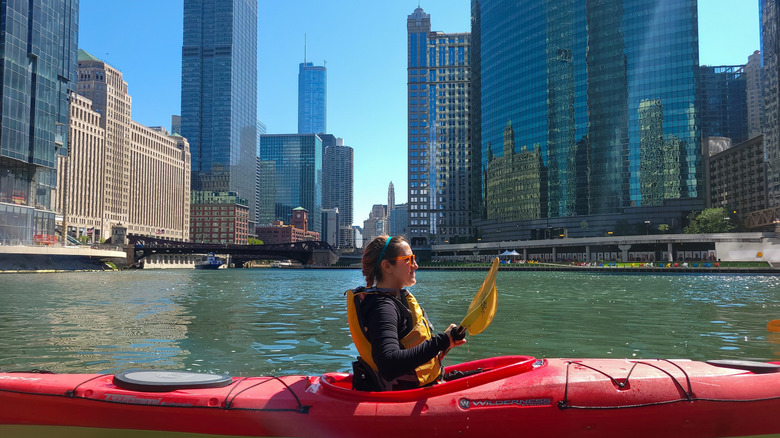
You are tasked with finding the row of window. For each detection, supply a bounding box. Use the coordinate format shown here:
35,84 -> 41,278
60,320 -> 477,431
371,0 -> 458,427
192,233 -> 242,239
193,206 -> 237,211
409,68 -> 467,75
193,226 -> 235,232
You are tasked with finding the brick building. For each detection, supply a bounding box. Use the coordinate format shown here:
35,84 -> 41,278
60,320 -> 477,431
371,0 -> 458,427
190,191 -> 249,244
256,207 -> 319,244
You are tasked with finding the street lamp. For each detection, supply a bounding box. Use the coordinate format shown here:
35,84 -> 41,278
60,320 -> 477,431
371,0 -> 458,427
644,220 -> 651,235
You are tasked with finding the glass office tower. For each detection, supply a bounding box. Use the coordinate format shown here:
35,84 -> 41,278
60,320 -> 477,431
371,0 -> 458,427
258,134 -> 323,235
321,134 -> 354,247
472,0 -> 702,239
698,65 -> 749,144
763,0 -> 780,208
181,0 -> 258,222
298,62 -> 327,134
0,0 -> 78,243
407,7 -> 472,246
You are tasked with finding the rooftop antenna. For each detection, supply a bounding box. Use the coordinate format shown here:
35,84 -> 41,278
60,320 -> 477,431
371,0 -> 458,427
304,34 -> 307,64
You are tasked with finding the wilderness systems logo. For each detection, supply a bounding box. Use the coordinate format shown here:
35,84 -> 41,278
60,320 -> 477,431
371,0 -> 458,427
458,397 -> 552,410
103,393 -> 193,407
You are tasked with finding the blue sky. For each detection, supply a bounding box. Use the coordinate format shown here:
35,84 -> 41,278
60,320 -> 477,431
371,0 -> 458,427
78,0 -> 760,227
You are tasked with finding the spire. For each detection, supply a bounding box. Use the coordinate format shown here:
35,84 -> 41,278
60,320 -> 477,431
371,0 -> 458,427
304,34 -> 307,63
388,181 -> 395,212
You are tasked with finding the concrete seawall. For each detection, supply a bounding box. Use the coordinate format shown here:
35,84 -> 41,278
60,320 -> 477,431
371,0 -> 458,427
0,245 -> 128,272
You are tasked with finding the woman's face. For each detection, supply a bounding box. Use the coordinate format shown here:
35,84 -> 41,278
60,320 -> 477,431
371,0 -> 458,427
382,241 -> 418,289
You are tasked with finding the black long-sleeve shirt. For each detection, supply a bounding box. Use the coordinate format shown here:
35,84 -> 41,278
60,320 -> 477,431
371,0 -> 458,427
359,292 -> 450,382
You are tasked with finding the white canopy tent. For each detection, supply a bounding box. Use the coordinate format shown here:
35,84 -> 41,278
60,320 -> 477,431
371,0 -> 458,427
499,250 -> 521,261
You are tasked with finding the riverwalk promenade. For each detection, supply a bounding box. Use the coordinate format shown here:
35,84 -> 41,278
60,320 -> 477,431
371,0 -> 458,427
418,261 -> 779,274
430,232 -> 780,267
0,244 -> 127,272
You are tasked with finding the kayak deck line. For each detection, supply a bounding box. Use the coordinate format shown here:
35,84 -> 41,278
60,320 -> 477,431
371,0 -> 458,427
0,373 -> 313,414
559,359 -> 694,409
222,376 -> 310,413
559,358 -> 780,410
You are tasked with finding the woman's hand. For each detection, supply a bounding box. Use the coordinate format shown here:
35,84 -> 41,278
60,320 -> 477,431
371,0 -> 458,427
445,324 -> 467,349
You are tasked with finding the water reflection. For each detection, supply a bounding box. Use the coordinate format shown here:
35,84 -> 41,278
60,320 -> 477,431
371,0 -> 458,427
0,269 -> 778,376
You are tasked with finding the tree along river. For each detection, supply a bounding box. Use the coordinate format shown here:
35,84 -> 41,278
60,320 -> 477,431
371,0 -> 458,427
1,268 -> 779,376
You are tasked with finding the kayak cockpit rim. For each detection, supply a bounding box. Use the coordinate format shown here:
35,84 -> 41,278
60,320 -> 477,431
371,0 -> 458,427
319,355 -> 539,401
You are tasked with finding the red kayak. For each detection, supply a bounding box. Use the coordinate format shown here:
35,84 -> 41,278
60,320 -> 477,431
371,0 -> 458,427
2,355 -> 780,437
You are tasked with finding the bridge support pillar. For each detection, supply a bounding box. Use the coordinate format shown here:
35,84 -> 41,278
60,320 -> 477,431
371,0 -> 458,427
310,249 -> 336,266
618,244 -> 631,262
125,245 -> 136,268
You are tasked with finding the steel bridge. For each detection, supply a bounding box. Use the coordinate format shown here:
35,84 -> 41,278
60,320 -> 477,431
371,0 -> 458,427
128,236 -> 337,267
746,206 -> 780,229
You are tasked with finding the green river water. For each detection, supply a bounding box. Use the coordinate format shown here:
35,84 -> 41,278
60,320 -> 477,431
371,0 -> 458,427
1,268 -> 779,376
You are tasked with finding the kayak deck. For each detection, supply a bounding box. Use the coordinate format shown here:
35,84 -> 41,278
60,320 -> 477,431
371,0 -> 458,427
2,356 -> 780,438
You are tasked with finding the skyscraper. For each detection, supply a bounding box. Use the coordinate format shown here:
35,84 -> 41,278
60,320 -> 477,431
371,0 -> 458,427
181,0 -> 258,222
0,0 -> 78,243
472,0 -> 703,240
321,134 -> 354,247
298,62 -> 327,134
258,134 -> 323,235
698,65 -> 749,144
407,7 -> 471,246
387,181 -> 395,212
77,50 -> 132,226
746,51 -> 765,139
390,203 -> 409,237
763,0 -> 780,208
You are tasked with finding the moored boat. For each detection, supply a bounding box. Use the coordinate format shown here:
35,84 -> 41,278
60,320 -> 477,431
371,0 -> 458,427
194,253 -> 223,270
1,355 -> 779,438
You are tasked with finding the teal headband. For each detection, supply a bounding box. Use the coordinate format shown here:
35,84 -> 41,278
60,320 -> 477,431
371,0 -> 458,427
376,237 -> 393,269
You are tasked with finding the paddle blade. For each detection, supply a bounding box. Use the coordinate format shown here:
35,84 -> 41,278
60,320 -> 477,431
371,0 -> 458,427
464,257 -> 499,312
461,283 -> 497,335
460,257 -> 499,335
767,320 -> 780,333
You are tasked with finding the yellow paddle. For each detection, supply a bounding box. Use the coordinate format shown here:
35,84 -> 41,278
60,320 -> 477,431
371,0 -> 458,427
452,257 -> 500,340
767,320 -> 780,333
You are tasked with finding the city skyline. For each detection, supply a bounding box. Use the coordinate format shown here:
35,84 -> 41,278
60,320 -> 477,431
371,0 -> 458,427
78,1 -> 760,227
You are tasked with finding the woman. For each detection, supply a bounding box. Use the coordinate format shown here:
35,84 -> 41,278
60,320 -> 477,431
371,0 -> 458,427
346,235 -> 466,391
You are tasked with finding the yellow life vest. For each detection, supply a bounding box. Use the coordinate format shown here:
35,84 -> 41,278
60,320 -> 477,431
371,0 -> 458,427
346,288 -> 442,388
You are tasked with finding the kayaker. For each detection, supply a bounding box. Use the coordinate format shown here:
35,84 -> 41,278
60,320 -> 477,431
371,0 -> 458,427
346,235 -> 466,391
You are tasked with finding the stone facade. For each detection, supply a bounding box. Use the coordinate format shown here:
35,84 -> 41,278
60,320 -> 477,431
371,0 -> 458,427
53,51 -> 191,243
